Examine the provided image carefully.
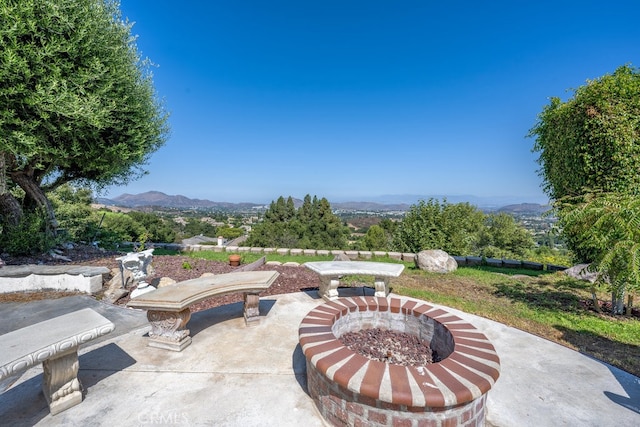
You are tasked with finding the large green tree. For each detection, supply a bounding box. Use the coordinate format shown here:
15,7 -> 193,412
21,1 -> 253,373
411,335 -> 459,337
392,199 -> 485,255
529,65 -> 640,201
530,65 -> 640,260
0,0 -> 168,235
246,195 -> 349,249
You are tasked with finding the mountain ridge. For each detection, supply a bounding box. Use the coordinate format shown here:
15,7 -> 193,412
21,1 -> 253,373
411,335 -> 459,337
96,191 -> 548,213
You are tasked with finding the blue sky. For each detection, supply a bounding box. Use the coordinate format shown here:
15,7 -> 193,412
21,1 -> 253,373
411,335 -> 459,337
105,0 -> 640,204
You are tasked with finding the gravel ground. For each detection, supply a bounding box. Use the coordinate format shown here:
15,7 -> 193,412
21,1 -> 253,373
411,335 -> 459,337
0,245 -> 322,312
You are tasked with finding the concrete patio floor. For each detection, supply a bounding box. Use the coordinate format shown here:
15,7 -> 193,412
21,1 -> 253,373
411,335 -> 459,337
1,289 -> 639,426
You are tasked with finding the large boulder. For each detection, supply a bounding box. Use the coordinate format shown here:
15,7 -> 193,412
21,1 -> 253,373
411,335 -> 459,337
416,249 -> 458,273
563,264 -> 599,283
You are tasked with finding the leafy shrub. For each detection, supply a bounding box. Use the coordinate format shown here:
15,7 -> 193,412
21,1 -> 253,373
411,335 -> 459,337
0,210 -> 57,255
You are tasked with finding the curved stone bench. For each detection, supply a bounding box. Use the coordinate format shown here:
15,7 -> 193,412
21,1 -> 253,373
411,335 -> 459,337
0,308 -> 115,415
127,271 -> 279,351
0,265 -> 109,294
304,261 -> 405,301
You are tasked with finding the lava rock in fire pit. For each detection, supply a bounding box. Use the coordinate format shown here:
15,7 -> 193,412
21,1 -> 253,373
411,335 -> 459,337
339,328 -> 440,366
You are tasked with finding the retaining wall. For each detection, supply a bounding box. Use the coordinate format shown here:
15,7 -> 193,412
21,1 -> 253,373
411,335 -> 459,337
150,243 -> 567,272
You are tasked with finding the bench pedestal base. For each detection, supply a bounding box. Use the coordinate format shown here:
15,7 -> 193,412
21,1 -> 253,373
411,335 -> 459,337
42,348 -> 82,416
318,277 -> 341,301
145,291 -> 264,351
243,292 -> 261,326
147,309 -> 192,352
319,276 -> 391,301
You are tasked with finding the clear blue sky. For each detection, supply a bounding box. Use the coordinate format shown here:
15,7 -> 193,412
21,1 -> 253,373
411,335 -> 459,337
104,0 -> 640,204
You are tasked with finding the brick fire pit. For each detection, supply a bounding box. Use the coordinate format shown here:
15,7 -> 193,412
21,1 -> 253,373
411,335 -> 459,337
298,296 -> 500,426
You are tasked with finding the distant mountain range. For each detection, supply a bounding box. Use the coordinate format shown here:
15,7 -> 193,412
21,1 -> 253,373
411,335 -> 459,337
95,191 -> 549,214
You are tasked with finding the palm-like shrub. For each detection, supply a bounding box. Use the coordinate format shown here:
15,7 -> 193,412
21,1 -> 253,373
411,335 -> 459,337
558,192 -> 640,314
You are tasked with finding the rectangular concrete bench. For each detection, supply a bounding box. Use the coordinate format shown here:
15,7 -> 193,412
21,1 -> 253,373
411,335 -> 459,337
0,308 -> 115,415
304,261 -> 405,301
126,270 -> 280,351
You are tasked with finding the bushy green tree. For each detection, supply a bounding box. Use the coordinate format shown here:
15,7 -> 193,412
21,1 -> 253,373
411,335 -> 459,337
529,65 -> 640,201
0,0 -> 168,238
360,225 -> 390,251
392,199 -> 535,258
48,184 -> 97,242
127,211 -> 175,243
216,226 -> 244,240
478,213 -> 534,258
99,211 -> 144,243
530,65 -> 640,264
392,199 -> 485,255
182,218 -> 217,239
246,195 -> 348,249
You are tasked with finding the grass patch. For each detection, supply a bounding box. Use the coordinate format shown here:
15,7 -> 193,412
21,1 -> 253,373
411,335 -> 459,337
391,266 -> 640,377
186,251 -> 335,264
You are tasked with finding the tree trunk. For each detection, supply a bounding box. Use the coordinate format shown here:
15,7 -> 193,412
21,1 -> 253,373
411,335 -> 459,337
611,286 -> 625,315
590,284 -> 601,313
0,153 -> 23,227
0,193 -> 23,227
626,294 -> 634,316
10,171 -> 58,235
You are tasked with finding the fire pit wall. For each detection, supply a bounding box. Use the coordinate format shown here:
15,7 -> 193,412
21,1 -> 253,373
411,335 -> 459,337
299,296 -> 500,427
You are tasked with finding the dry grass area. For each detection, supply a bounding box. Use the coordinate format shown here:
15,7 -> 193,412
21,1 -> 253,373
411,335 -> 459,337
390,267 -> 640,378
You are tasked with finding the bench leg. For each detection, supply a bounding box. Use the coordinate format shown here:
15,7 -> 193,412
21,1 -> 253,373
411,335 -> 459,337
244,292 -> 261,325
42,348 -> 82,415
147,308 -> 192,351
374,277 -> 390,298
318,276 -> 340,301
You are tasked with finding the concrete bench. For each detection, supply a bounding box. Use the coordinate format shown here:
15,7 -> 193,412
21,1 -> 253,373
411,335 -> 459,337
126,270 -> 280,351
0,308 -> 115,415
0,265 -> 109,294
304,261 -> 405,301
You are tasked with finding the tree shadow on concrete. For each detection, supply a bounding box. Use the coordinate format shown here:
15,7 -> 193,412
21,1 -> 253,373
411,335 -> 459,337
187,299 -> 277,337
555,325 -> 640,415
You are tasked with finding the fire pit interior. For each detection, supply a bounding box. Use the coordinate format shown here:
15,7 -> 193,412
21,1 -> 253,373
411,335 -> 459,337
299,296 -> 500,427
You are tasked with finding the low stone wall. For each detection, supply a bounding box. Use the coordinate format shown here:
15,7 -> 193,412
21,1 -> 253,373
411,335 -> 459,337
176,244 -> 568,272
0,265 -> 109,294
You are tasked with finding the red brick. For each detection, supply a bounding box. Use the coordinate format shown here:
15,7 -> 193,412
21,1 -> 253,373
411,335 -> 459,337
417,419 -> 439,427
392,416 -> 413,427
441,417 -> 459,427
353,418 -> 369,427
368,409 -> 388,424
346,402 -> 365,416
460,407 -> 474,423
380,400 -> 401,411
335,406 -> 349,423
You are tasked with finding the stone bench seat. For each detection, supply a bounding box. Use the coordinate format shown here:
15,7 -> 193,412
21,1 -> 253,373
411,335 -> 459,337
0,308 -> 115,415
0,265 -> 109,294
304,261 -> 404,301
126,270 -> 280,351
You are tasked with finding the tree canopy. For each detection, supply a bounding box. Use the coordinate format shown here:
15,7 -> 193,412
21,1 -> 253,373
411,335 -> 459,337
392,199 -> 485,255
530,65 -> 640,261
529,65 -> 640,201
0,0 -> 168,234
246,195 -> 349,249
391,199 -> 534,258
